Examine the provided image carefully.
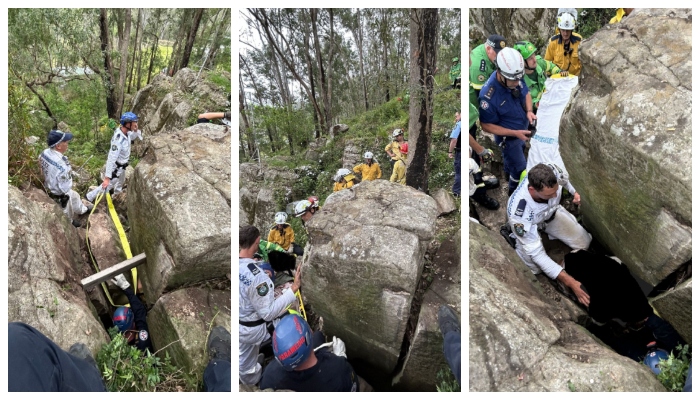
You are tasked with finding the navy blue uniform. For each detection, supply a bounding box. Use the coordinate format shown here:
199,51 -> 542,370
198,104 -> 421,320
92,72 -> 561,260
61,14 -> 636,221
479,71 -> 530,193
121,287 -> 154,353
260,350 -> 359,392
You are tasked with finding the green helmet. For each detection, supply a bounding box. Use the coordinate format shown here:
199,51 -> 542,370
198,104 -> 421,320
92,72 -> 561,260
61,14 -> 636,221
452,57 -> 459,62
514,41 -> 537,60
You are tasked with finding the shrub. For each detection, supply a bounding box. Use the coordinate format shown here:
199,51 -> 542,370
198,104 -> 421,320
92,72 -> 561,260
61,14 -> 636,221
436,365 -> 460,392
657,344 -> 691,392
96,327 -> 196,392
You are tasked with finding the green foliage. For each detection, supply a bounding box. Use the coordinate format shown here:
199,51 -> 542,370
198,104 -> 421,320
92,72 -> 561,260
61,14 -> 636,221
96,327 -> 197,392
8,76 -> 41,188
206,70 -> 231,93
436,365 -> 460,392
578,9 -> 617,38
657,344 -> 691,392
567,380 -> 577,392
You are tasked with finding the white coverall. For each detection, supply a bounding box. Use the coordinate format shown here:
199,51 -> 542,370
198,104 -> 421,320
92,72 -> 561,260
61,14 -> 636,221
86,127 -> 142,201
39,148 -> 88,221
506,166 -> 591,279
239,258 -> 296,385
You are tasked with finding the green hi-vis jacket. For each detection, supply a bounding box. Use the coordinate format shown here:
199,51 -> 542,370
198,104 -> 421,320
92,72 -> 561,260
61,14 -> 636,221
469,44 -> 496,108
449,63 -> 461,82
524,56 -> 561,110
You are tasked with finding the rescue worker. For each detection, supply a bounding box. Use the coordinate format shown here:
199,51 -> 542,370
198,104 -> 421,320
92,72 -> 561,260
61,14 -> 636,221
333,168 -> 356,192
352,152 -> 382,181
307,195 -> 321,210
554,8 -> 578,35
267,211 -> 303,256
86,112 -> 143,202
449,56 -> 461,89
39,129 -> 93,227
239,225 -> 301,385
544,13 -> 583,77
389,142 -> 408,185
468,147 -> 499,210
479,47 -> 536,195
505,163 -> 589,306
513,41 -> 561,112
110,274 -> 154,353
294,199 -> 319,224
260,314 -> 360,392
384,128 -> 407,171
469,34 -> 507,109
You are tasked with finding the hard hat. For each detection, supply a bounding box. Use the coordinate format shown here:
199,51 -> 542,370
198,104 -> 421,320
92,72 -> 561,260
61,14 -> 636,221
392,128 -> 404,138
294,200 -> 312,217
643,348 -> 669,375
334,168 -> 352,182
307,196 -> 319,207
496,48 -> 525,81
513,41 -> 537,61
120,112 -> 139,125
400,142 -> 409,154
274,212 -> 288,225
113,306 -> 134,332
558,12 -> 576,30
364,151 -> 374,159
273,314 -> 313,371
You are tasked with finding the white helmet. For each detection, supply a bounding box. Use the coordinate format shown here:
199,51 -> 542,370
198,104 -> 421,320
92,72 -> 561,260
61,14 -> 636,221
334,168 -> 352,182
558,12 -> 576,30
294,200 -> 312,217
557,8 -> 578,21
364,151 -> 373,159
496,48 -> 525,81
274,211 -> 288,224
392,129 -> 404,138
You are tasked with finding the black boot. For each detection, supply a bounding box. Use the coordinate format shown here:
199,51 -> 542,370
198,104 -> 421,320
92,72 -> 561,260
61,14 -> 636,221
471,190 -> 499,210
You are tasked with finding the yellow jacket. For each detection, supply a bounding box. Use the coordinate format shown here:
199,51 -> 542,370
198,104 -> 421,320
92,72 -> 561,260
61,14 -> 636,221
390,157 -> 407,185
353,162 -> 382,181
385,141 -> 404,161
544,32 -> 583,76
609,8 -> 626,24
267,224 -> 294,250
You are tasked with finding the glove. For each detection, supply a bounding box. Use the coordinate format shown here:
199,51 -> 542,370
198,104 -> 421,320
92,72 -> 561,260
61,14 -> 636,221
134,130 -> 143,141
111,274 -> 130,290
478,148 -> 494,162
331,336 -> 347,358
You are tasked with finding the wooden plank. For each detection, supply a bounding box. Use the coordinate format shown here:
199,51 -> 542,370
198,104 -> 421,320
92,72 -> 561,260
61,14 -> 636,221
81,253 -> 147,289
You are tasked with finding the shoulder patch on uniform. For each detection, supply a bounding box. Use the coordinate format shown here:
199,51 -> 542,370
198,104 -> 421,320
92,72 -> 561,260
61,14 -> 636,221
247,263 -> 260,276
111,145 -> 118,151
256,282 -> 269,297
480,100 -> 489,110
139,330 -> 148,341
515,199 -> 527,217
514,223 -> 525,237
485,86 -> 494,99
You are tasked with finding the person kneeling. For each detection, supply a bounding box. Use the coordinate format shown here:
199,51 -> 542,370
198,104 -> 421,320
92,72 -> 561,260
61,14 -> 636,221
260,314 -> 360,392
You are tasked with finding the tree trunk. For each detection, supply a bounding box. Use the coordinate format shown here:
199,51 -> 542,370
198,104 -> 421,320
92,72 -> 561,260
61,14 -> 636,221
239,86 -> 254,157
168,10 -> 189,76
100,9 -> 118,119
381,9 -> 391,103
179,8 -> 204,71
311,9 -> 332,134
351,10 -> 369,112
146,33 -> 158,85
116,9 -> 132,115
406,8 -> 438,193
127,9 -> 142,94
302,23 -> 321,138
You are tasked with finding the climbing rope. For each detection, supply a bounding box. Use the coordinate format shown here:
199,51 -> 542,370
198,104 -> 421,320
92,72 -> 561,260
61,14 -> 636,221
85,190 -> 138,307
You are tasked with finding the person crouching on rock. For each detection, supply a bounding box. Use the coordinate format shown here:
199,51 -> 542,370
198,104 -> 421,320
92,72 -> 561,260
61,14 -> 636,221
268,212 -> 304,257
110,274 -> 154,353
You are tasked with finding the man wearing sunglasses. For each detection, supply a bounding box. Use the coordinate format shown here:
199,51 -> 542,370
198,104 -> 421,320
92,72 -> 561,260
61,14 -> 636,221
545,12 -> 583,76
478,47 -> 537,195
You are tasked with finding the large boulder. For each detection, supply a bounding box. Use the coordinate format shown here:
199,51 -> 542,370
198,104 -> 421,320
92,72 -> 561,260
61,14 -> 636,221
650,279 -> 692,344
128,123 -> 231,303
147,287 -> 231,374
560,8 -> 692,286
8,186 -> 109,355
395,230 -> 461,391
131,68 -> 229,135
238,161 -> 298,230
469,221 -> 666,391
469,9 -> 558,49
303,180 -> 438,375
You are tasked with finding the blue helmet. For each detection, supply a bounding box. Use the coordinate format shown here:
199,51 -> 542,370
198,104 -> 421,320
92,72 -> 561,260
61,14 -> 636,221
113,306 -> 134,332
273,314 -> 313,371
120,112 -> 139,126
644,348 -> 669,375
